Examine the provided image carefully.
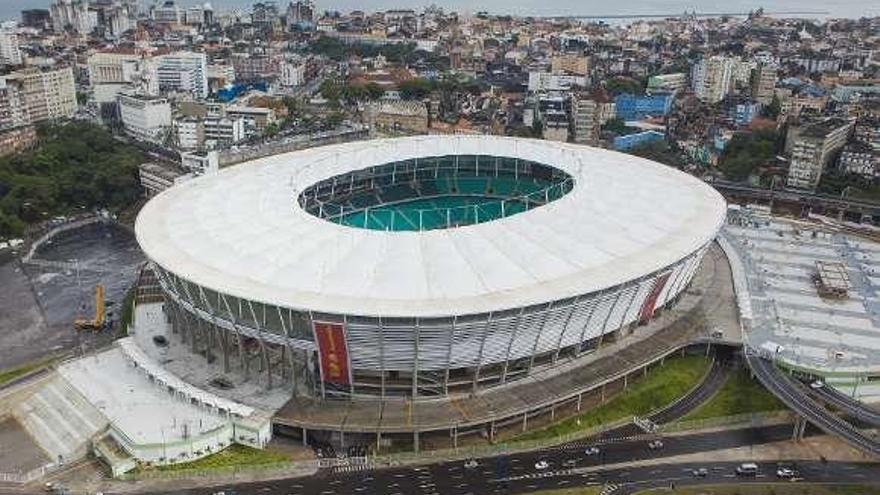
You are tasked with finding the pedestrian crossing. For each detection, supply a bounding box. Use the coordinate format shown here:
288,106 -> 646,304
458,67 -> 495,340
332,464 -> 372,473
599,482 -> 620,494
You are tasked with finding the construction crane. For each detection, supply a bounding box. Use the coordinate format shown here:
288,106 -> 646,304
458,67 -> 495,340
74,284 -> 105,331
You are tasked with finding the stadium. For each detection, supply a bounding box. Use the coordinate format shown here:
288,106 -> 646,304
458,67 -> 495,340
135,134 -> 727,407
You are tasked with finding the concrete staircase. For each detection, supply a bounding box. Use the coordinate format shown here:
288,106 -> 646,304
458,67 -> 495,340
12,377 -> 108,464
93,433 -> 136,477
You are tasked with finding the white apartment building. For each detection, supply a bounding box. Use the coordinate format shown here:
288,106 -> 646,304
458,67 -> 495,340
176,117 -> 203,150
0,30 -> 22,66
88,52 -> 159,97
118,93 -> 172,145
280,60 -> 306,87
691,56 -> 735,104
50,0 -> 97,34
786,118 -> 854,190
156,51 -> 208,99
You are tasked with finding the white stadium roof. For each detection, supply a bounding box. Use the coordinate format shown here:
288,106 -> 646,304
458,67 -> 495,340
135,135 -> 726,318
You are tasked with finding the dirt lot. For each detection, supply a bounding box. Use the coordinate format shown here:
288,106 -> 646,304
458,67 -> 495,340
0,223 -> 143,372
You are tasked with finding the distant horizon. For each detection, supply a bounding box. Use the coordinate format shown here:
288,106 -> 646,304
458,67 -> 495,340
2,0 -> 877,23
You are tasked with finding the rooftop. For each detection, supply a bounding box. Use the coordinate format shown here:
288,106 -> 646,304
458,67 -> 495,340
135,135 -> 726,318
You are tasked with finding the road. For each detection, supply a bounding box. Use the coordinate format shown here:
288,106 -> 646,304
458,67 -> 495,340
747,353 -> 880,457
808,382 -> 880,428
173,424 -> 842,495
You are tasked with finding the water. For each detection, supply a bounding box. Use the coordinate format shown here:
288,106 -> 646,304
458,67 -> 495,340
2,0 -> 877,22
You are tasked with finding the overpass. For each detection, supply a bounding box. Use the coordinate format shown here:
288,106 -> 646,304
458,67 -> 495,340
745,351 -> 880,457
711,180 -> 880,222
809,383 -> 880,428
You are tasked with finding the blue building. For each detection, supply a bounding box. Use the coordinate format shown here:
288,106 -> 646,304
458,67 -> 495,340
614,94 -> 674,121
613,131 -> 666,151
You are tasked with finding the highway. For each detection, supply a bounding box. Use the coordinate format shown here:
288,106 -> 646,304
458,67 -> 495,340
172,425 -> 879,495
746,353 -> 880,457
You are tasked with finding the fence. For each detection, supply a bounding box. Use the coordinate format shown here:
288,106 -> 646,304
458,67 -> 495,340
0,462 -> 57,484
659,411 -> 793,434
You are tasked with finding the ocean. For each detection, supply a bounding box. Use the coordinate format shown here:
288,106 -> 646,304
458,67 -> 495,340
2,0 -> 877,24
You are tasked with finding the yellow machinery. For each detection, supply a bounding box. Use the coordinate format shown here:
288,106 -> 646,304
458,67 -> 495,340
74,284 -> 105,331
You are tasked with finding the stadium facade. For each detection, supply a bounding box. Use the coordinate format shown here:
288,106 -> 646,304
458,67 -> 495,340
135,135 -> 726,401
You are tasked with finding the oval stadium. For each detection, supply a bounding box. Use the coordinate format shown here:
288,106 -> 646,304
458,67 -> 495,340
135,134 -> 727,441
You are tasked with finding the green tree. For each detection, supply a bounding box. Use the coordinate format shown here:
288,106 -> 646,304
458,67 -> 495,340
0,123 -> 144,238
718,129 -> 780,181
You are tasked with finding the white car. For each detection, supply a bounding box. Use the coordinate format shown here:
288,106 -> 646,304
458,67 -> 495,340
534,460 -> 550,470
776,467 -> 796,478
647,440 -> 664,450
810,380 -> 824,389
584,446 -> 600,456
464,459 -> 479,470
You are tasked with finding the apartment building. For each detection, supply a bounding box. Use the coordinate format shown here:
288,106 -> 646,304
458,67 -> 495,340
750,63 -> 778,105
0,30 -> 23,66
572,95 -> 599,146
691,56 -> 735,104
786,118 -> 854,189
1,67 -> 77,123
118,93 -> 172,145
156,51 -> 208,99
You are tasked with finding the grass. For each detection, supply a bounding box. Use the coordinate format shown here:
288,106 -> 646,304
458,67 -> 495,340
638,484 -> 880,495
682,367 -> 784,421
0,357 -> 58,387
515,355 -> 711,441
145,444 -> 291,472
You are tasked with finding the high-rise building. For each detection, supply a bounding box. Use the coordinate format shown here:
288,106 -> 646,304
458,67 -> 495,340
750,63 -> 778,105
118,92 -> 172,144
50,0 -> 97,34
286,0 -> 314,27
786,118 -> 854,189
691,56 -> 735,104
252,2 -> 281,31
1,67 -> 77,123
572,95 -> 599,146
156,51 -> 208,99
21,9 -> 52,30
151,1 -> 183,24
0,29 -> 22,66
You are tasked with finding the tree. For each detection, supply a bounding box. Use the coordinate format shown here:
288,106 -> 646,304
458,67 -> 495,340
718,129 -> 780,181
0,123 -> 144,238
602,118 -> 633,136
761,94 -> 781,120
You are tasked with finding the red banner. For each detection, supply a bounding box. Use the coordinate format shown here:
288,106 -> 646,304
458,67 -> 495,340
639,272 -> 672,323
313,321 -> 351,386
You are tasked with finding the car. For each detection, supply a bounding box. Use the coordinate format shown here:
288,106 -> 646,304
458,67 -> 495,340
736,463 -> 759,476
647,440 -> 664,450
464,459 -> 479,470
776,467 -> 797,478
810,380 -> 824,389
152,335 -> 169,346
692,468 -> 708,477
534,460 -> 549,470
584,447 -> 600,456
